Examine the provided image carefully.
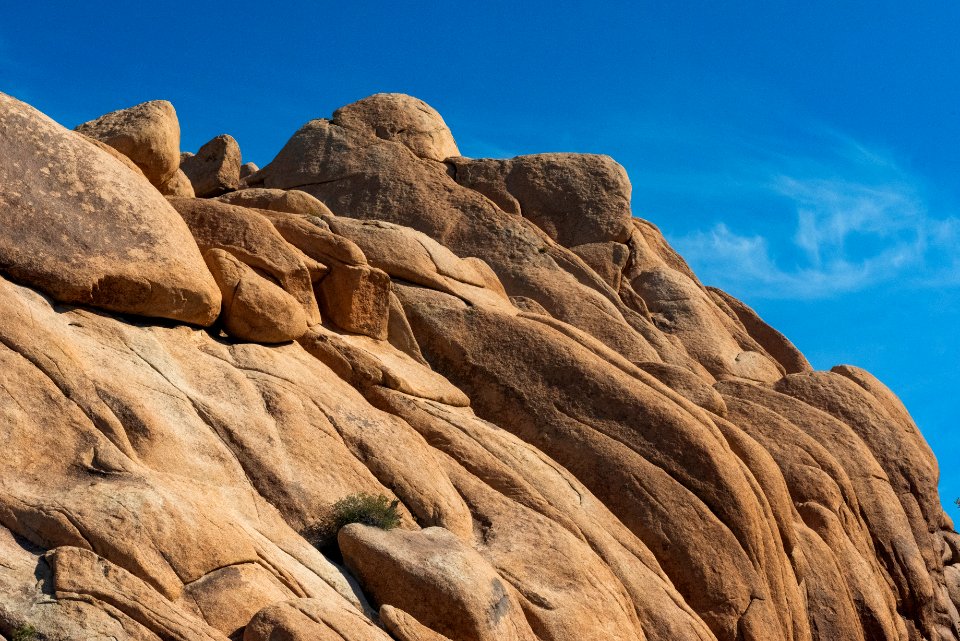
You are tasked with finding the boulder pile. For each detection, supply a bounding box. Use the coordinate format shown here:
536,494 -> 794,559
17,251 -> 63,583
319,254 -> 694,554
0,90 -> 958,641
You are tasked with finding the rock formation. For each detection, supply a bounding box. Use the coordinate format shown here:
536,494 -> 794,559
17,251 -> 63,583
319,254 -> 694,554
181,134 -> 243,197
0,89 -> 957,641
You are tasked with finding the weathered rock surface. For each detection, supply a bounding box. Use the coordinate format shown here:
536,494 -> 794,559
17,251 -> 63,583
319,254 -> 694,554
181,134 -> 242,197
169,197 -> 322,329
240,161 -> 259,179
244,598 -> 393,641
0,90 -> 957,641
339,525 -> 538,641
217,187 -> 333,216
380,605 -> 455,641
204,248 -> 308,343
333,93 -> 459,162
0,92 -> 220,325
77,132 -> 148,178
75,99 -> 181,187
158,167 -> 197,197
448,153 -> 634,247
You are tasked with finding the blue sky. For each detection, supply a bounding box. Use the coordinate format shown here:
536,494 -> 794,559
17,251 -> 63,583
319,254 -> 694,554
2,2 -> 957,518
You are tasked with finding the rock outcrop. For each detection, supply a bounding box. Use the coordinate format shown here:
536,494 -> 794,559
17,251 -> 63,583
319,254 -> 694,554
181,134 -> 242,197
75,99 -> 181,188
1,89 -> 957,641
0,92 -> 220,325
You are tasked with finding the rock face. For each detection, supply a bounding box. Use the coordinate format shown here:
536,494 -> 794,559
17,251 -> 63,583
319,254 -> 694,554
75,99 -> 181,188
0,90 -> 957,641
169,197 -> 322,330
448,153 -> 634,247
332,93 -> 460,162
216,187 -> 333,216
181,134 -> 242,197
158,167 -> 197,197
0,92 -> 220,325
340,525 -> 539,641
240,161 -> 259,178
204,248 -> 308,343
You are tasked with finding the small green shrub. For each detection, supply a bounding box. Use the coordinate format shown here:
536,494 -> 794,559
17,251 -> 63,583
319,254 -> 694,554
304,492 -> 401,546
12,624 -> 37,641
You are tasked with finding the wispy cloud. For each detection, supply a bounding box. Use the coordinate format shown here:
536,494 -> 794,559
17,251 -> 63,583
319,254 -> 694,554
667,130 -> 960,298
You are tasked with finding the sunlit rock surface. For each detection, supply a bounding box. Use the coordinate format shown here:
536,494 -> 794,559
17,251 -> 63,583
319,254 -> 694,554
1,89 -> 958,641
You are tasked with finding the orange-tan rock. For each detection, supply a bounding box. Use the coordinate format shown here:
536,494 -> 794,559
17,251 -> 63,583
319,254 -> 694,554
75,99 -> 181,187
240,161 -> 259,179
181,134 -> 242,197
333,93 -> 460,162
204,248 -> 308,343
158,167 -> 197,197
0,90 -> 957,641
448,153 -> 634,247
169,197 -> 322,328
339,525 -> 538,641
0,92 -> 220,325
216,187 -> 333,216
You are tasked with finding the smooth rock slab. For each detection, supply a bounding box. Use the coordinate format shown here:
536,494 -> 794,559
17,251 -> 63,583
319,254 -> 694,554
244,599 -> 392,641
0,92 -> 221,325
217,187 -> 333,216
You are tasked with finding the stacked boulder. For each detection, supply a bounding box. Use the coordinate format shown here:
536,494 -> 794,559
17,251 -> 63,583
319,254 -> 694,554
0,89 -> 958,641
181,134 -> 242,197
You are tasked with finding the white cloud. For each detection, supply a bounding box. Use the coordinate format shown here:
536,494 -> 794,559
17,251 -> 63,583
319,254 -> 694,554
677,223 -> 880,298
669,133 -> 960,298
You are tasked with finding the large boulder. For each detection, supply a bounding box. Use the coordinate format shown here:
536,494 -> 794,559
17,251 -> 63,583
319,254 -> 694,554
169,197 -> 322,327
333,93 -> 459,162
181,134 -> 242,197
316,263 -> 391,339
204,249 -> 308,343
0,92 -> 220,325
77,132 -> 148,178
244,599 -> 393,641
449,153 -> 634,247
75,99 -> 181,187
339,526 -> 537,641
380,606 -> 454,641
240,161 -> 259,179
158,168 -> 196,197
